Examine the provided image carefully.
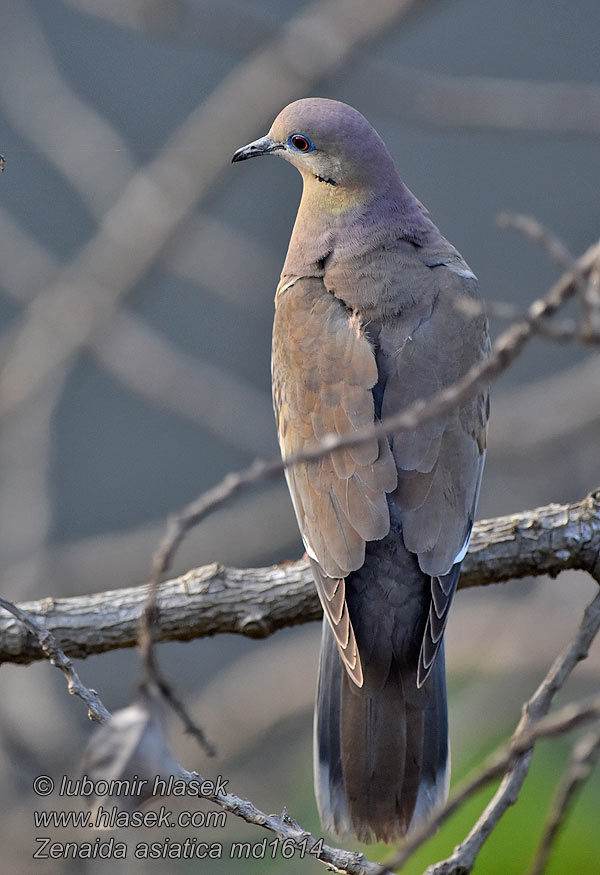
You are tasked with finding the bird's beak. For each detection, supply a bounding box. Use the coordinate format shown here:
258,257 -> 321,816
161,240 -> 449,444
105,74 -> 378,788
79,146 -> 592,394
231,135 -> 281,163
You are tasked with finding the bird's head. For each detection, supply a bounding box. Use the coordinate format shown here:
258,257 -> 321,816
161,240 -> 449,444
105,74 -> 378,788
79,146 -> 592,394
232,98 -> 396,198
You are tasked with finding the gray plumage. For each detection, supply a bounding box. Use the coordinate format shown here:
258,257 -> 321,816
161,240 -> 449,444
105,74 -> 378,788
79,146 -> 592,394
233,98 -> 489,842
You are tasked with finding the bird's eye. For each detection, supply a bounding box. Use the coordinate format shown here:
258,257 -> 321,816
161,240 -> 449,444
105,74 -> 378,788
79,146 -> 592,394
288,134 -> 314,153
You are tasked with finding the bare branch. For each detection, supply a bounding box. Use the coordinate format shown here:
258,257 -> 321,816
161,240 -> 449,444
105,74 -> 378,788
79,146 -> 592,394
528,724 -> 600,875
1,490 -> 598,666
0,596 -> 110,722
582,257 -> 600,343
180,772 -> 384,875
458,297 -> 587,345
497,212 -> 600,348
459,488 -> 600,588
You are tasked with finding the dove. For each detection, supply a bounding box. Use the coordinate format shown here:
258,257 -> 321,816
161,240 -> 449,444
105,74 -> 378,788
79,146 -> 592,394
233,98 -> 488,842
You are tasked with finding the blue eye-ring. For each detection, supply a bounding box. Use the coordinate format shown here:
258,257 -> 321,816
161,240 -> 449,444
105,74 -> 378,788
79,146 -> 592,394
287,133 -> 314,153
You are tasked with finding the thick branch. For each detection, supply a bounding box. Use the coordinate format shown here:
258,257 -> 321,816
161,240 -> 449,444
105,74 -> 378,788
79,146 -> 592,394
1,490 -> 598,666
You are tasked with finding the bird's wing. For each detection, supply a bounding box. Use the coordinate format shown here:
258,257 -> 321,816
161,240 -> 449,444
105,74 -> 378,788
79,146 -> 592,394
375,260 -> 489,685
272,275 -> 397,686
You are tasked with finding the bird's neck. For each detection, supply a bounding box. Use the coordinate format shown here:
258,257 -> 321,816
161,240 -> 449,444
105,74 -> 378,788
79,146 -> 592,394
282,175 -> 433,278
283,179 -> 364,271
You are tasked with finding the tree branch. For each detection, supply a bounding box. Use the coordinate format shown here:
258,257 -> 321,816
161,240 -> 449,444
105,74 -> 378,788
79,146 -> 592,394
0,596 -> 110,721
1,489 -> 598,666
178,775 -> 384,875
5,566 -> 599,875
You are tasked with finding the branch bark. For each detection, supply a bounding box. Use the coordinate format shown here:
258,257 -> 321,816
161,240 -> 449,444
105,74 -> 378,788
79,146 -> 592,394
1,489 -> 598,666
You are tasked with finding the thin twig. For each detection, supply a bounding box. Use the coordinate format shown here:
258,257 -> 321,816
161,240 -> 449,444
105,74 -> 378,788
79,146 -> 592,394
398,588 -> 600,875
456,296 -> 589,345
497,212 -> 600,346
178,768 -> 386,875
180,691 -> 600,875
140,665 -> 216,758
582,258 -> 600,342
0,596 -> 110,722
528,724 -> 600,875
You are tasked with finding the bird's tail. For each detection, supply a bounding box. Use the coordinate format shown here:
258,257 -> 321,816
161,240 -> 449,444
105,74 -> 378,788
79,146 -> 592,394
314,617 -> 449,843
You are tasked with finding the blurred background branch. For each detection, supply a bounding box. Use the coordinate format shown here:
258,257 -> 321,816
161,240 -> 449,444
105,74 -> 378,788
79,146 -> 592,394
354,67 -> 600,136
0,0 -> 423,419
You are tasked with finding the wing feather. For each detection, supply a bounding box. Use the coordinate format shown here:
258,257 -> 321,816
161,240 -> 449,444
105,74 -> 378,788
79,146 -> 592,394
273,275 -> 397,685
374,265 -> 489,683
273,262 -> 488,690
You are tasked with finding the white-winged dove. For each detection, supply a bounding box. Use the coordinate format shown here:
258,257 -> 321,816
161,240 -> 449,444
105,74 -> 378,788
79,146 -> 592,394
233,98 -> 489,843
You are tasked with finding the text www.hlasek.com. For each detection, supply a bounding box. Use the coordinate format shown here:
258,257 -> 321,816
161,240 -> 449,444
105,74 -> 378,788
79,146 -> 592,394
34,806 -> 224,830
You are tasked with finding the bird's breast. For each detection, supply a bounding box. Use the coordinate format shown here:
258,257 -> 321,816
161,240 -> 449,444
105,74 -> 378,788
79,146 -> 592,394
323,238 -> 440,320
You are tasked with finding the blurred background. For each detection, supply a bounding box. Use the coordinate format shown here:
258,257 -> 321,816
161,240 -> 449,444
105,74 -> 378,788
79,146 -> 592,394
0,0 -> 599,872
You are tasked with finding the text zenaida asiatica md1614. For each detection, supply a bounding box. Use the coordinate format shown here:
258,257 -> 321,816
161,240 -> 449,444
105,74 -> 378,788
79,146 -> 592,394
233,98 -> 489,843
